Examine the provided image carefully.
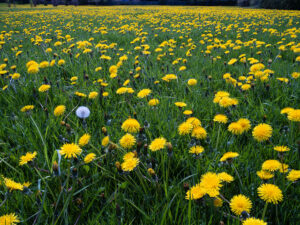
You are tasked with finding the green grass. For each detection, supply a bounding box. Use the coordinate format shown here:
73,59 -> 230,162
0,4 -> 299,225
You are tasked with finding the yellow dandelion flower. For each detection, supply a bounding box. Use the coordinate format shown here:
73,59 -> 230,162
121,157 -> 139,172
19,151 -> 37,166
187,79 -> 197,86
228,122 -> 243,135
123,152 -> 135,161
0,213 -> 20,225
274,146 -> 290,152
189,146 -> 204,155
178,121 -> 193,135
54,105 -> 66,117
213,197 -> 223,207
191,126 -> 207,139
230,194 -> 252,216
185,183 -> 206,200
79,134 -> 91,147
262,159 -> 281,172
220,152 -> 239,162
149,137 -> 167,152
148,98 -> 159,106
21,105 -> 34,112
217,172 -> 234,183
3,178 -> 23,192
280,107 -> 294,114
121,118 -> 140,133
88,91 -> 98,99
101,136 -> 109,147
200,172 -> 222,197
119,133 -> 136,149
256,170 -> 274,180
237,118 -> 251,132
38,84 -> 51,92
287,170 -> 300,182
252,123 -> 272,142
174,102 -> 187,107
84,153 -> 96,164
242,217 -> 267,225
213,114 -> 228,124
137,89 -> 152,98
59,143 -> 82,158
257,183 -> 283,204
287,109 -> 300,122
186,117 -> 201,128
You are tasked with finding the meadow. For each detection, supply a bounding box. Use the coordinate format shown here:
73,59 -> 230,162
0,4 -> 299,225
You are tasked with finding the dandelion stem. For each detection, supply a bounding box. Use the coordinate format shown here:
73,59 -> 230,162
219,193 -> 230,204
215,124 -> 221,149
232,163 -> 244,191
262,202 -> 268,220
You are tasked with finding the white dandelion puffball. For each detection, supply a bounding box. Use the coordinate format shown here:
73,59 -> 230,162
76,106 -> 90,119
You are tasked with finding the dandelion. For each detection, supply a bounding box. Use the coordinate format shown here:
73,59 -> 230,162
59,143 -> 82,159
186,117 -> 201,128
137,89 -> 152,98
38,84 -> 51,92
88,91 -> 98,99
0,213 -> 20,225
185,184 -> 206,200
101,136 -> 109,147
257,170 -> 274,180
274,145 -> 290,152
187,79 -> 197,86
191,126 -> 207,139
84,153 -> 96,164
178,122 -> 193,135
76,106 -> 90,119
280,107 -> 294,114
19,151 -> 37,166
121,118 -> 140,133
228,58 -> 237,65
220,152 -> 239,162
252,123 -> 272,142
21,105 -> 34,112
58,59 -> 65,66
3,177 -> 23,192
200,172 -> 222,197
54,105 -> 66,116
183,110 -> 193,115
287,169 -> 300,182
149,137 -> 167,152
257,183 -> 283,204
79,133 -> 91,147
148,98 -> 159,106
119,133 -> 136,149
121,157 -> 139,172
213,197 -> 223,207
230,194 -> 252,216
174,102 -> 187,107
262,159 -> 281,172
228,122 -> 243,135
237,118 -> 251,132
123,152 -> 135,161
213,114 -> 228,124
189,146 -> 204,155
287,109 -> 300,122
217,172 -> 234,183
39,61 -> 49,68
242,218 -> 267,225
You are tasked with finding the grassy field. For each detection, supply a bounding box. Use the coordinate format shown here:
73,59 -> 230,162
0,4 -> 299,225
